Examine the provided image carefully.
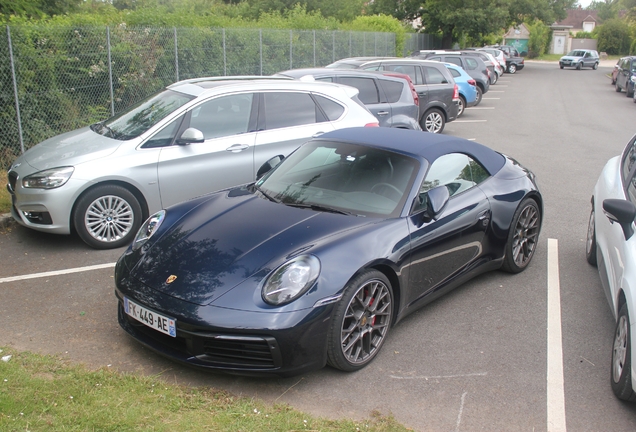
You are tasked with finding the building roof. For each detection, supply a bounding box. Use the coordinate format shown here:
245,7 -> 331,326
554,8 -> 599,28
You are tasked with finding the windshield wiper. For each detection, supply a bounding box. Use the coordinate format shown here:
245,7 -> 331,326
283,202 -> 357,216
254,184 -> 279,203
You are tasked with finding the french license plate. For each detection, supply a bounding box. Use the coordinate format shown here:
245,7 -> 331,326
124,297 -> 176,337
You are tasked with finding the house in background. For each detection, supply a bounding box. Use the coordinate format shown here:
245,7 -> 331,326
502,23 -> 530,55
550,7 -> 599,54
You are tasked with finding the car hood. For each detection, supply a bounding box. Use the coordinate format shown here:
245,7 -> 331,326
22,126 -> 122,171
560,55 -> 582,61
129,190 -> 373,306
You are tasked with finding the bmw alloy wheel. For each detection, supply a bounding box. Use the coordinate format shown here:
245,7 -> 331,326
85,195 -> 135,243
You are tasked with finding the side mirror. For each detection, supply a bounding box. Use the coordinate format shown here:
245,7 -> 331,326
426,185 -> 450,220
257,155 -> 284,179
603,199 -> 636,240
176,128 -> 204,145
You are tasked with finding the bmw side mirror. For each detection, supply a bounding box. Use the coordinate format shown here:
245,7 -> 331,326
603,199 -> 636,240
257,155 -> 284,179
177,128 -> 204,145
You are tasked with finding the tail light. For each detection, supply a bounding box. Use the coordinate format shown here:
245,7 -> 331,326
452,84 -> 459,100
412,90 -> 419,106
364,122 -> 380,127
467,79 -> 476,86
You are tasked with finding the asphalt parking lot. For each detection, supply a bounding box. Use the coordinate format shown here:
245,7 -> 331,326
2,60 -> 636,431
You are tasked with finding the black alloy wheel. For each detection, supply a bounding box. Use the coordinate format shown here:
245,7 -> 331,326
326,270 -> 393,372
502,198 -> 541,273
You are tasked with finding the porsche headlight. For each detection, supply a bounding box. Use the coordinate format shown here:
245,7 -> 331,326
262,255 -> 320,305
22,167 -> 74,189
132,210 -> 166,251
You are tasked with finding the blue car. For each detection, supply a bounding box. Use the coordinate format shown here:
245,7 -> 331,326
444,63 -> 479,115
115,127 -> 542,377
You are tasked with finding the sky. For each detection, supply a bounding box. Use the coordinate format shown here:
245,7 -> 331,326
577,0 -> 593,7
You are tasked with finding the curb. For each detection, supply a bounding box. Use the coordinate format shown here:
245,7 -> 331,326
0,213 -> 13,230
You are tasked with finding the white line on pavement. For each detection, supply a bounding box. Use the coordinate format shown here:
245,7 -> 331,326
390,372 -> 487,380
547,238 -> 567,432
0,262 -> 117,284
487,91 -> 506,93
454,120 -> 488,123
482,98 -> 500,100
467,107 -> 495,110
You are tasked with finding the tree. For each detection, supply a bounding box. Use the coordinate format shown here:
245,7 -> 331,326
0,0 -> 81,18
596,18 -> 631,54
587,0 -> 619,20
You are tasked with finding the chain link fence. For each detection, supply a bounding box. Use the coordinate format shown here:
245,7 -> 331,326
0,27 -> 441,171
0,25 -> 399,170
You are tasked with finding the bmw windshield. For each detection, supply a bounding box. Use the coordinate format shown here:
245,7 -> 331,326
91,89 -> 194,140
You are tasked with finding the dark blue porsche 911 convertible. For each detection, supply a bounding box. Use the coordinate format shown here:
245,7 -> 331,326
115,127 -> 542,377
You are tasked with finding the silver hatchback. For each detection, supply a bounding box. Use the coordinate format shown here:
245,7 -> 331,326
6,77 -> 379,249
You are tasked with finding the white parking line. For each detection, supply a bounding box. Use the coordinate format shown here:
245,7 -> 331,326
487,91 -> 506,93
547,238 -> 567,432
467,107 -> 495,110
0,262 -> 116,284
482,98 -> 500,100
453,120 -> 488,123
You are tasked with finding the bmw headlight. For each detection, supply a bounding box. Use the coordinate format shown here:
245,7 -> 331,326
22,167 -> 74,189
262,255 -> 320,305
132,210 -> 166,251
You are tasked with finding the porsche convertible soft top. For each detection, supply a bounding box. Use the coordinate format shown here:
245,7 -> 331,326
318,127 -> 506,175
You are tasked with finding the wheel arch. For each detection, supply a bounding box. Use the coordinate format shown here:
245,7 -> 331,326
70,180 -> 150,232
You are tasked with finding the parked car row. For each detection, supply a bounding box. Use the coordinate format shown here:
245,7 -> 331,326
611,56 -> 636,98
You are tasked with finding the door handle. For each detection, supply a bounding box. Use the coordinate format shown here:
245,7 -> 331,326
226,144 -> 249,153
376,111 -> 389,116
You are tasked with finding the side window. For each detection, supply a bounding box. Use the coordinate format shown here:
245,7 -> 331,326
448,68 -> 461,78
413,153 -> 489,212
263,92 -> 320,129
377,79 -> 404,103
315,76 -> 333,82
384,65 -> 420,85
464,58 -> 479,70
423,66 -> 447,85
339,77 -> 380,104
313,95 -> 345,121
189,93 -> 253,140
622,140 -> 636,182
142,115 -> 184,148
628,172 -> 636,202
446,57 -> 462,67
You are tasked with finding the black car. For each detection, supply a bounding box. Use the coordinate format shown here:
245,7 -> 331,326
115,127 -> 542,377
413,52 -> 490,105
354,58 -> 460,133
276,68 -> 421,130
614,56 -> 636,97
492,45 -> 525,74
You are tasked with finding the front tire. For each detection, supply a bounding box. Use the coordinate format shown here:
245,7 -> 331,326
559,63 -> 564,69
501,198 -> 541,273
326,270 -> 393,372
508,63 -> 517,74
586,206 -> 597,266
616,81 -> 622,92
593,62 -> 598,70
576,62 -> 582,70
421,108 -> 445,133
73,184 -> 142,249
611,304 -> 636,402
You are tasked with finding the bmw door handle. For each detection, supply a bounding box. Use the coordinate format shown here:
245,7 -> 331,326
376,111 -> 389,116
312,132 -> 325,138
226,144 -> 249,153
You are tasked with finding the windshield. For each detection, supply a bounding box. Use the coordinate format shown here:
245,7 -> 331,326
567,50 -> 586,57
91,89 -> 194,140
257,140 -> 420,218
